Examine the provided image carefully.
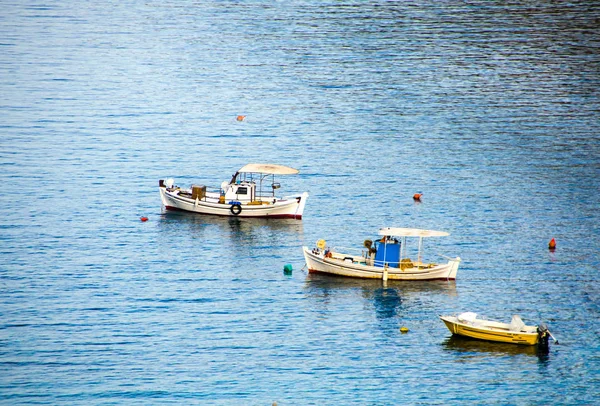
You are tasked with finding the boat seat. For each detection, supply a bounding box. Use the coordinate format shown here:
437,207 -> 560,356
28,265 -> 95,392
458,312 -> 478,324
509,315 -> 525,332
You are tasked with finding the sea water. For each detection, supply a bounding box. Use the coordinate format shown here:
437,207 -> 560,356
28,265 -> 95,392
1,1 -> 599,404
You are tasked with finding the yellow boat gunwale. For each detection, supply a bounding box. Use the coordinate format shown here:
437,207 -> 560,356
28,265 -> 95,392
440,316 -> 539,346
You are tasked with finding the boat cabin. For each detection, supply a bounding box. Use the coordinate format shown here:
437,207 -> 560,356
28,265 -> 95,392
223,168 -> 284,204
374,239 -> 402,268
223,180 -> 259,203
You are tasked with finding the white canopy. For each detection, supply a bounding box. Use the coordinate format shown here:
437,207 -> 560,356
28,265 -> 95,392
238,163 -> 299,175
378,227 -> 449,238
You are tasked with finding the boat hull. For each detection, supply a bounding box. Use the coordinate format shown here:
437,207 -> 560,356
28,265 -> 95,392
303,247 -> 460,281
160,187 -> 308,219
440,316 -> 539,345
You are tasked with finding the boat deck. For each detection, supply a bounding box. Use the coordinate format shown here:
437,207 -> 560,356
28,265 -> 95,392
326,251 -> 436,270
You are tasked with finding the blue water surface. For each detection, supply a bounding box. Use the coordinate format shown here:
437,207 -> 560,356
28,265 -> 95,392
1,1 -> 599,404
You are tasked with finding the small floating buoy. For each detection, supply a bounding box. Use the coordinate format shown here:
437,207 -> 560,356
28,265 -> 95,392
413,193 -> 422,201
236,115 -> 246,121
400,326 -> 409,333
283,264 -> 293,275
548,238 -> 556,250
140,216 -> 148,222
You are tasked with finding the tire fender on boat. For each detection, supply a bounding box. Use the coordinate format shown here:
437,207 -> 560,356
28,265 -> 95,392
230,204 -> 242,215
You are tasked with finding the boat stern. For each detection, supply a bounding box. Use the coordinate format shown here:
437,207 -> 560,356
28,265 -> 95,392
295,192 -> 309,218
447,257 -> 461,279
159,179 -> 171,207
303,245 -> 328,273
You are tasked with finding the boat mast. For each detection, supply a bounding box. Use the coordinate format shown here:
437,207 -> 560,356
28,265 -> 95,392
383,239 -> 387,265
401,236 -> 406,261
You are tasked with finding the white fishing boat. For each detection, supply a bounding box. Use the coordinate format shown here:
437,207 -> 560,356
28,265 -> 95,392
159,164 -> 308,219
303,227 -> 461,281
440,312 -> 554,346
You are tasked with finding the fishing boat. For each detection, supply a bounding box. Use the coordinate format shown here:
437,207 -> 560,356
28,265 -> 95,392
440,312 -> 554,346
302,227 -> 461,281
159,163 -> 308,219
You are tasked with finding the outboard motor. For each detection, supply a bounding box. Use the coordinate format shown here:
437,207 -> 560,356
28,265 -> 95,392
537,322 -> 550,350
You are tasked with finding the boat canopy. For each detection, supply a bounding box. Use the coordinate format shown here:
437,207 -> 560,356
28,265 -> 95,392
238,163 -> 299,175
378,227 -> 449,238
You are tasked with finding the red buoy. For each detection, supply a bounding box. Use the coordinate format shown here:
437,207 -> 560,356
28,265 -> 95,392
140,216 -> 148,222
413,193 -> 422,201
236,115 -> 246,121
548,238 -> 556,250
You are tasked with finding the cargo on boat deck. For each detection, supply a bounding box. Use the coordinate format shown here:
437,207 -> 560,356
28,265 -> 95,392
191,185 -> 206,200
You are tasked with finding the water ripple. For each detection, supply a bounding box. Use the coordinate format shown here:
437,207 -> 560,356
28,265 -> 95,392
1,0 -> 598,404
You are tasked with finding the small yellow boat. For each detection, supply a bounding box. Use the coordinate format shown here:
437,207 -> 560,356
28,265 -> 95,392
440,312 -> 552,346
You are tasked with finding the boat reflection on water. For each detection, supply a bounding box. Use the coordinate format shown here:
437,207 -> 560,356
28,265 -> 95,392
304,274 -> 457,320
157,211 -> 306,261
159,210 -> 304,236
443,335 -> 550,361
372,287 -> 402,319
305,274 -> 457,297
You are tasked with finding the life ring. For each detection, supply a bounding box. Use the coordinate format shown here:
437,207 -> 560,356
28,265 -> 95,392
230,204 -> 242,215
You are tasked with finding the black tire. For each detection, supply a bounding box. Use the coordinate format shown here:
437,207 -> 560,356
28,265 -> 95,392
230,204 -> 242,215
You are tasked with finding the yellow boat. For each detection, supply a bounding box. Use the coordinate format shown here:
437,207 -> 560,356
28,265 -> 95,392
440,312 -> 552,346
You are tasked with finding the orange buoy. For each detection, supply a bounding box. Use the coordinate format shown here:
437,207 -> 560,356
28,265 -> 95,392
413,193 -> 422,201
140,216 -> 148,222
236,115 -> 246,121
548,238 -> 556,250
